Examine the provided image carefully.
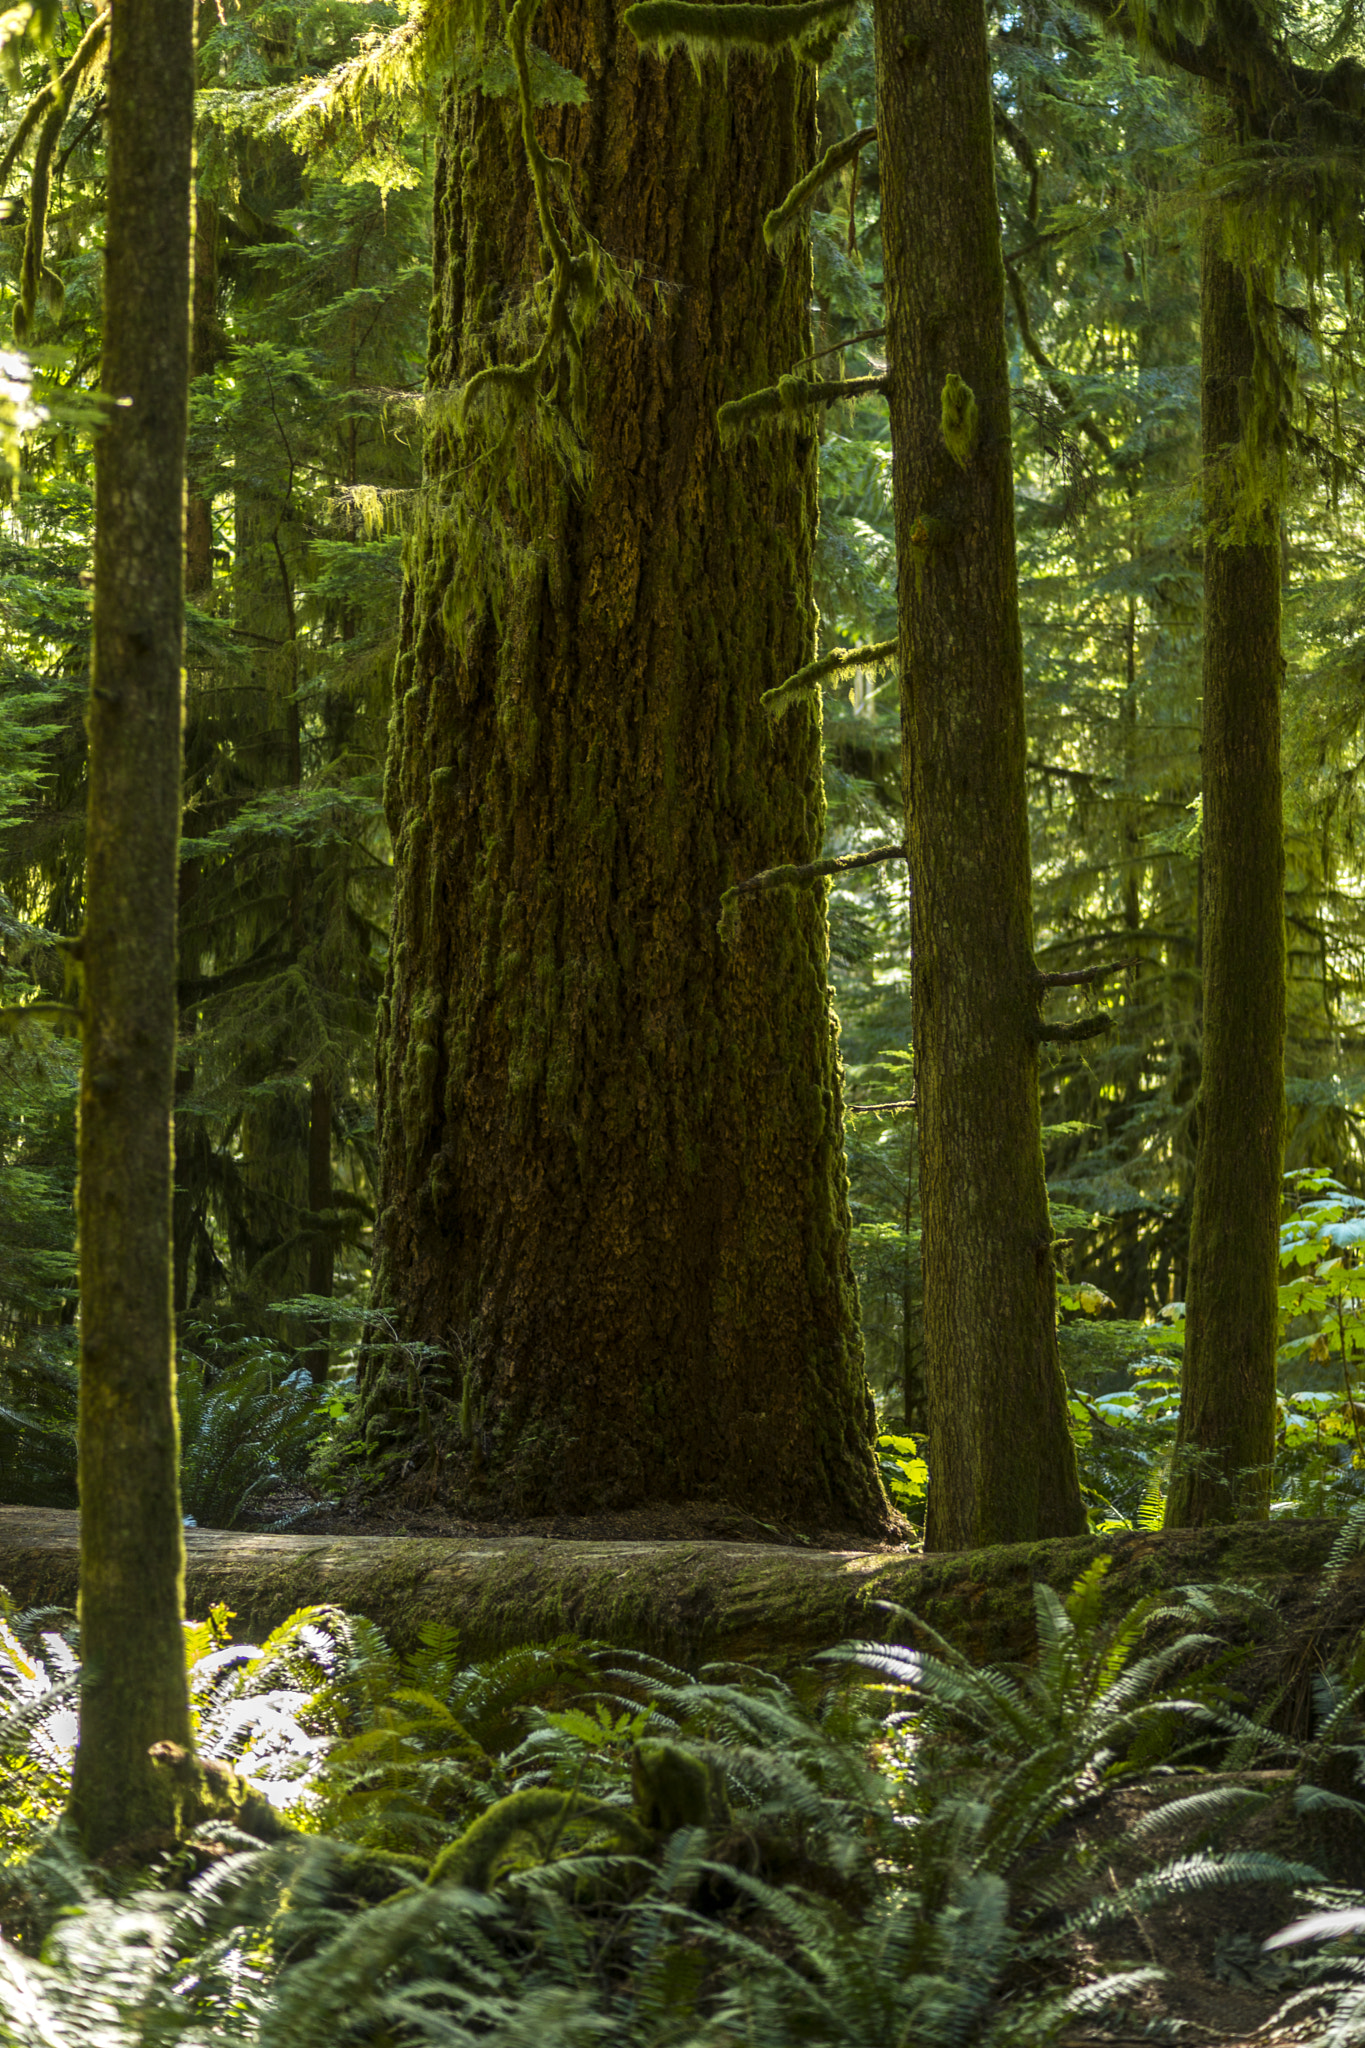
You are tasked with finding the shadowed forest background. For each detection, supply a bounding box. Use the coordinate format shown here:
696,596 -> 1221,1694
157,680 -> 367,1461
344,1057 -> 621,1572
3,0 -> 1365,1539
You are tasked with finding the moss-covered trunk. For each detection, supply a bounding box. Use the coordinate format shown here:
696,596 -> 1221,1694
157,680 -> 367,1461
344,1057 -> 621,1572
874,0 -> 1085,1550
4,1505 -> 1349,1689
363,3 -> 888,1534
1165,163 -> 1285,1529
68,0 -> 196,1856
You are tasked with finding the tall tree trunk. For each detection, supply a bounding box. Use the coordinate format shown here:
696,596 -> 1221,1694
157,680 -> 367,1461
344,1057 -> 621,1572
362,3 -> 889,1534
69,0 -> 195,1856
874,0 -> 1085,1549
302,1069 -> 334,1384
1165,135 -> 1285,1530
184,189 -> 218,597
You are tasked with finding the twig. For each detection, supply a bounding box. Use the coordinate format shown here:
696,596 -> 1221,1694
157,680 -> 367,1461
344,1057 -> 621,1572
1033,958 -> 1136,989
847,1099 -> 916,1113
719,844 -> 908,942
731,843 -> 907,895
761,636 -> 898,717
795,324 -> 886,368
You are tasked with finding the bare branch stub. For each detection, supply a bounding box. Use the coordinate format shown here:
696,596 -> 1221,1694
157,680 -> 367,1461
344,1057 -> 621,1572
733,842 -> 908,896
1032,957 -> 1136,990
1033,1014 -> 1113,1045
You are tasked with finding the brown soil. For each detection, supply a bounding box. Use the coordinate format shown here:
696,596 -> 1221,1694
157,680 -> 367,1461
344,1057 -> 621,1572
245,1479 -> 914,1551
1051,1769 -> 1356,2048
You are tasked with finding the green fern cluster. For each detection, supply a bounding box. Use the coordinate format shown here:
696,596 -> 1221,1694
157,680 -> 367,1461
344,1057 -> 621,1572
0,1567 -> 1351,2046
176,1336 -> 320,1531
0,1604 -> 78,1860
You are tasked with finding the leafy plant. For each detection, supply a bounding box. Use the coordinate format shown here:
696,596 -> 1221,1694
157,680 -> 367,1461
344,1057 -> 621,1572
177,1329 -> 320,1530
0,1565 -> 1335,2047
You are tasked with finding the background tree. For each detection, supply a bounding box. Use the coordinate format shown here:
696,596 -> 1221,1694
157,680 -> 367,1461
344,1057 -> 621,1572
66,0 -> 196,1853
1058,0 -> 1365,1521
1165,112 -> 1285,1528
872,0 -> 1086,1547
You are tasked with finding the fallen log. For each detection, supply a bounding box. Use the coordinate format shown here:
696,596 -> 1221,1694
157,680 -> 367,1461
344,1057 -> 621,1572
0,1507 -> 1355,1692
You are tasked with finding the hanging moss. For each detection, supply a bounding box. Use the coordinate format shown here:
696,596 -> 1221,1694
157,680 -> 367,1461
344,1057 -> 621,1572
760,635 -> 897,718
764,122 -> 875,252
624,0 -> 856,70
1,9 -> 108,341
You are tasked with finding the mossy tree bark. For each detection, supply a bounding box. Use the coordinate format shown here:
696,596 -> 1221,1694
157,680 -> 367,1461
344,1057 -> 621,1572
1165,152 -> 1285,1530
874,0 -> 1085,1550
362,2 -> 889,1534
68,0 -> 196,1855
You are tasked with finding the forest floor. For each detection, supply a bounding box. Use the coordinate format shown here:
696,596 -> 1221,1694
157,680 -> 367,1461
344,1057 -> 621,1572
1046,1768 -> 1359,2048
251,1479 -> 908,1549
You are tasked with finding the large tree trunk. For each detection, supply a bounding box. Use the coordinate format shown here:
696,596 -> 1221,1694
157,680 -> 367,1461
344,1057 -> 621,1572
68,0 -> 196,1857
1165,138 -> 1285,1530
362,3 -> 889,1533
874,0 -> 1085,1549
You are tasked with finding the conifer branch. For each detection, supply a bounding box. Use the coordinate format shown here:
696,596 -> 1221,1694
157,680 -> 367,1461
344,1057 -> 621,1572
764,124 -> 875,252
2,8 -> 107,339
0,8 -> 108,198
761,636 -> 897,718
795,324 -> 885,368
993,100 -> 1039,228
718,844 -> 906,943
718,372 -> 888,442
1028,756 -> 1115,791
1004,257 -> 1115,464
1071,0 -> 1365,142
0,1002 -> 80,1036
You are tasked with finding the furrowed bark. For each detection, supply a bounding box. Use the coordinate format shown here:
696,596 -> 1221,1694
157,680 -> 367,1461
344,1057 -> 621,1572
874,0 -> 1085,1549
69,0 -> 196,1855
363,0 -> 890,1534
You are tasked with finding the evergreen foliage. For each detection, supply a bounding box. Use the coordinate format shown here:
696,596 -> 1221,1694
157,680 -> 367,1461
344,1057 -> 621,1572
0,2 -> 428,1486
0,0 -> 1364,1535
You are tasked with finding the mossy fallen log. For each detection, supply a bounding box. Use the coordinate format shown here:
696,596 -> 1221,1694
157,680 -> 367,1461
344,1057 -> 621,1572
0,1507 -> 1359,1693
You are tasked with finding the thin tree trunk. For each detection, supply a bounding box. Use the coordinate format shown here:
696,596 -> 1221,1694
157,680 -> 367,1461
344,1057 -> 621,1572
1165,130 -> 1285,1529
302,1069 -> 334,1384
363,1 -> 889,1534
874,0 -> 1085,1549
185,190 -> 217,596
69,0 -> 195,1856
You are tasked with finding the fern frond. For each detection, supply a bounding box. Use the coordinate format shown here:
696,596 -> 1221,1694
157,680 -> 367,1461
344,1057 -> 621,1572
1070,1849 -> 1324,1933
1327,1498 -> 1365,1579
